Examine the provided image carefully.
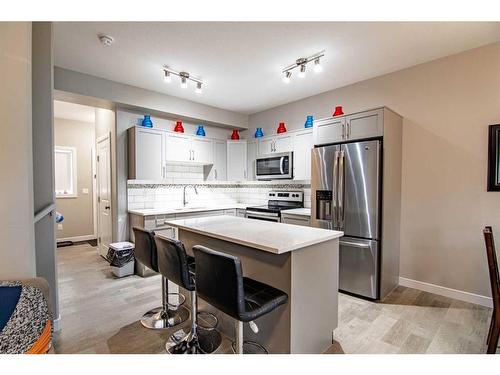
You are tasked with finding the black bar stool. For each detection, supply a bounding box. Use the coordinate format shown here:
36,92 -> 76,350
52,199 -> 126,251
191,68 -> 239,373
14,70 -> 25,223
192,245 -> 289,354
155,235 -> 222,354
132,227 -> 189,329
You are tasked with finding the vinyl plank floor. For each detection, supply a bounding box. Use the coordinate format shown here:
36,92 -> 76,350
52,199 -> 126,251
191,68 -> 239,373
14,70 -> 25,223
52,243 -> 494,354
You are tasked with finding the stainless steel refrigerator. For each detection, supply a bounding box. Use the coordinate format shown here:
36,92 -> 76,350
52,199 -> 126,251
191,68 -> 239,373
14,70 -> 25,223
311,139 -> 386,299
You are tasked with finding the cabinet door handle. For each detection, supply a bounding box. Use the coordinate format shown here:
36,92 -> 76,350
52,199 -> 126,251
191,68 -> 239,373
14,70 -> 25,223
244,170 -> 247,179
162,166 -> 165,178
192,149 -> 195,160
347,122 -> 351,138
215,169 -> 217,180
342,123 -> 346,139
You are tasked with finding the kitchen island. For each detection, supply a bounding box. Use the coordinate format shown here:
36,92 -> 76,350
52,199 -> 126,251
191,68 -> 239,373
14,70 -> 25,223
164,215 -> 343,354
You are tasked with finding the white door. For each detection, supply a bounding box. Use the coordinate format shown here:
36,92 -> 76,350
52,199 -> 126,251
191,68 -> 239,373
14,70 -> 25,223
227,140 -> 247,181
135,127 -> 164,180
165,133 -> 191,162
97,134 -> 112,258
274,135 -> 292,153
293,130 -> 313,180
191,137 -> 213,164
211,140 -> 227,181
247,140 -> 257,181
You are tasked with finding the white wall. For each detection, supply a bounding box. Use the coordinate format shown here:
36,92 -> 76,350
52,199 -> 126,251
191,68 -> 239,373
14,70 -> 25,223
0,23 -> 36,279
249,42 -> 500,299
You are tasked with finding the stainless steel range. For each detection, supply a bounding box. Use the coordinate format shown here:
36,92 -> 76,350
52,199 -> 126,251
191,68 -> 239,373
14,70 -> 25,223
245,191 -> 303,222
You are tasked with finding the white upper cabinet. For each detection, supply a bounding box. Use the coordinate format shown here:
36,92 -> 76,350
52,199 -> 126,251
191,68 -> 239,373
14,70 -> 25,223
191,137 -> 213,164
227,140 -> 247,181
128,127 -> 165,180
292,129 -> 313,181
346,108 -> 383,140
165,133 -> 213,164
165,133 -> 191,162
314,108 -> 384,145
258,134 -> 292,155
247,140 -> 258,181
208,140 -> 227,181
314,116 -> 345,146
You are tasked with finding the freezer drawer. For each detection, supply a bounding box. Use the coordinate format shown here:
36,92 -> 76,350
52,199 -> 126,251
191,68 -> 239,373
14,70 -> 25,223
339,237 -> 379,299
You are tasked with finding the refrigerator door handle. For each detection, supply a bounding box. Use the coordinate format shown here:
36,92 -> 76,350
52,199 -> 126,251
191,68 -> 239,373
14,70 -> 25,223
338,149 -> 345,230
332,150 -> 339,229
340,240 -> 371,248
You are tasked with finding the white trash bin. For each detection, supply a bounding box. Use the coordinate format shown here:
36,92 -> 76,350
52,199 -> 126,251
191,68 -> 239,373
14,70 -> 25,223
107,241 -> 135,278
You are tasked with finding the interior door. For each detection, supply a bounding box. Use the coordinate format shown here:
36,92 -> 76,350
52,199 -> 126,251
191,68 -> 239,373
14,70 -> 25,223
341,140 -> 381,239
97,134 -> 112,257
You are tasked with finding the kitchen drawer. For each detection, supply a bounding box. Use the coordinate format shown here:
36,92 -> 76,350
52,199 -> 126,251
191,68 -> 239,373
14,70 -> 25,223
223,209 -> 237,216
281,215 -> 311,227
175,210 -> 224,220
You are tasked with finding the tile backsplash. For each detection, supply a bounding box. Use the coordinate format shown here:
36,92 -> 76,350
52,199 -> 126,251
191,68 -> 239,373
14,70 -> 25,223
128,179 -> 311,211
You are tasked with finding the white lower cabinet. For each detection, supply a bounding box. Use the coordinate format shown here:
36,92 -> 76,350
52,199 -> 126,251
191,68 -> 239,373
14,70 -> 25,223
227,140 -> 247,181
281,213 -> 311,226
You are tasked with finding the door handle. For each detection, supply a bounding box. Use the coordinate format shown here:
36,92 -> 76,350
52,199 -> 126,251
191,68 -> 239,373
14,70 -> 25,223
338,150 -> 345,230
105,206 -> 110,210
340,240 -> 371,249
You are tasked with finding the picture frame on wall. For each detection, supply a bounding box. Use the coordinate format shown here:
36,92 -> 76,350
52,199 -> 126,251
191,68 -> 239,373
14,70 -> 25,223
487,124 -> 500,191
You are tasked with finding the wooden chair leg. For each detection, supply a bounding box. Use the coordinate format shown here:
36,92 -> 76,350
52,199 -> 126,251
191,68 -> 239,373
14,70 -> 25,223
487,319 -> 500,354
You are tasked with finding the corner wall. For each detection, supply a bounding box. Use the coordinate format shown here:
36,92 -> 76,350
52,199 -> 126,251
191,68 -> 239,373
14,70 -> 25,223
0,22 -> 36,279
249,42 -> 500,299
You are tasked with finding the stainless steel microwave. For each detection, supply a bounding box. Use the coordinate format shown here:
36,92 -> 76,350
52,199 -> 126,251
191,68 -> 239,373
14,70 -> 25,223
255,152 -> 293,180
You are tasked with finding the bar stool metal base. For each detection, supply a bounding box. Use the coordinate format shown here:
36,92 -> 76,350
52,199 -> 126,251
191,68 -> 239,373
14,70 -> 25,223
141,304 -> 189,330
165,327 -> 222,354
231,340 -> 268,354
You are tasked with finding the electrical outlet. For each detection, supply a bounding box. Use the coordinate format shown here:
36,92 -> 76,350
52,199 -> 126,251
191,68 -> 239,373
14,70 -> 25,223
57,224 -> 63,230
82,188 -> 89,194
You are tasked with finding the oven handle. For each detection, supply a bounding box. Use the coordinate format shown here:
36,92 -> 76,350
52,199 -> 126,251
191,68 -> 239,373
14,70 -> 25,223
245,210 -> 280,218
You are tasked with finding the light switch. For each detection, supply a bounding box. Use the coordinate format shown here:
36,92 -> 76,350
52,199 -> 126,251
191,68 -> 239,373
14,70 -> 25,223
82,188 -> 89,194
57,224 -> 63,230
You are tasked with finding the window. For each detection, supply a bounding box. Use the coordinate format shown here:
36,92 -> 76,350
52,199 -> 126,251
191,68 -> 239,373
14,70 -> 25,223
55,146 -> 77,198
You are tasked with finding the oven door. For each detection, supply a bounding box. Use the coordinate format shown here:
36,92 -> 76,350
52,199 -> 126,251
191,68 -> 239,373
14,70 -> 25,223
245,210 -> 281,222
255,152 -> 293,180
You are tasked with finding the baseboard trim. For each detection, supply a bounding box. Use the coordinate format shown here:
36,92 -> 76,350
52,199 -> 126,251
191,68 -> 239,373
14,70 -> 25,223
53,315 -> 61,332
57,234 -> 96,243
399,277 -> 493,308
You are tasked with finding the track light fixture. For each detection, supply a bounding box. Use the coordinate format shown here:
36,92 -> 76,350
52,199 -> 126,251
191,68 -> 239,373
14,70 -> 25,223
282,71 -> 292,84
163,66 -> 203,93
282,50 -> 325,83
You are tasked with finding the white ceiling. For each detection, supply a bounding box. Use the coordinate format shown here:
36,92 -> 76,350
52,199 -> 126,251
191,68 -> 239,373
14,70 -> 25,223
54,100 -> 95,123
53,22 -> 500,115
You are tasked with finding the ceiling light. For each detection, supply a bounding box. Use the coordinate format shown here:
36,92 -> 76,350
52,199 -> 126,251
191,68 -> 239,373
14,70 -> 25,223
282,71 -> 292,84
162,67 -> 203,93
164,70 -> 171,83
281,51 -> 325,83
298,64 -> 306,78
313,58 -> 322,73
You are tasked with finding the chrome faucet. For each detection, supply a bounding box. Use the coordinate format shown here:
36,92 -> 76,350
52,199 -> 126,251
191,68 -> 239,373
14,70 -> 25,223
183,185 -> 198,207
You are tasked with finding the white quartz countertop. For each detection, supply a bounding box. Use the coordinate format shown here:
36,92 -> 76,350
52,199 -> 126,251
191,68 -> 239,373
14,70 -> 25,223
128,204 -> 249,216
165,216 -> 343,254
281,208 -> 311,217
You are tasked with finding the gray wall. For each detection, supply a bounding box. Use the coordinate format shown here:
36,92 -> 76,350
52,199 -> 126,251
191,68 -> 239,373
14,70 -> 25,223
55,118 -> 95,239
249,42 -> 500,299
32,22 -> 59,319
0,22 -> 36,279
54,67 -> 249,129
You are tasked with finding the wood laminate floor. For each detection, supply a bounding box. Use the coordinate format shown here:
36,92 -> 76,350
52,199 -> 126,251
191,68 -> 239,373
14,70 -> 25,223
53,243 -> 496,354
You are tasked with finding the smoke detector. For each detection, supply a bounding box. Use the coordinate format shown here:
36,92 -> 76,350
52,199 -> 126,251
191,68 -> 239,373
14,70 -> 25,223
98,34 -> 114,46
